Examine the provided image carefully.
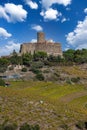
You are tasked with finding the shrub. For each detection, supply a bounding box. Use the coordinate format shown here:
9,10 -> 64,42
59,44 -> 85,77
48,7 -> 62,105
20,123 -> 31,130
20,123 -> 40,130
43,69 -> 49,73
54,72 -> 60,77
30,68 -> 41,74
76,121 -> 86,129
0,67 -> 7,73
35,73 -> 44,81
3,124 -> 17,130
34,124 -> 40,130
71,77 -> 80,83
9,66 -> 14,70
66,78 -> 72,84
21,67 -> 27,72
0,78 -> 5,86
31,61 -> 44,69
60,123 -> 70,130
0,122 -> 17,130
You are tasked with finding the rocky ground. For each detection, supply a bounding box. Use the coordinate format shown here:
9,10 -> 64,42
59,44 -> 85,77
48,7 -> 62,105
1,63 -> 87,84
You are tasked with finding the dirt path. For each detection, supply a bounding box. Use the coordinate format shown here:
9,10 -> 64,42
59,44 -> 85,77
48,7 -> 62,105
59,91 -> 87,103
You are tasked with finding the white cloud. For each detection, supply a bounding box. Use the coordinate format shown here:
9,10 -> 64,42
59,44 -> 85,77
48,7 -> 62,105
0,3 -> 27,23
25,0 -> 38,9
76,43 -> 87,50
31,39 -> 37,43
0,27 -> 12,39
41,0 -> 72,9
66,16 -> 87,49
47,39 -> 55,43
65,47 -> 70,51
40,0 -> 71,21
61,17 -> 67,23
40,8 -> 62,21
31,25 -> 43,31
84,8 -> 87,14
61,17 -> 70,23
0,41 -> 20,56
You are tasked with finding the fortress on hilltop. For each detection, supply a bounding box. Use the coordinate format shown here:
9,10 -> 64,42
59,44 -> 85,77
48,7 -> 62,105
20,32 -> 62,56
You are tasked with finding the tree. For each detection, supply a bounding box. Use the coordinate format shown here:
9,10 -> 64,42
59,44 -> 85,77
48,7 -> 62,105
33,51 -> 47,61
0,78 -> 5,86
10,50 -> 22,65
63,49 -> 75,62
0,58 -> 9,72
74,49 -> 87,64
22,53 -> 32,66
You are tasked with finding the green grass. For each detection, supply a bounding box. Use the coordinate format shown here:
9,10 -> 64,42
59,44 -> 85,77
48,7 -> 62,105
70,95 -> 87,108
0,81 -> 87,130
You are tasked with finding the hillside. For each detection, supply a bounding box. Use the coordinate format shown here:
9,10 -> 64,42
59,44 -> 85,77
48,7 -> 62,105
0,50 -> 87,129
0,80 -> 87,130
1,63 -> 87,84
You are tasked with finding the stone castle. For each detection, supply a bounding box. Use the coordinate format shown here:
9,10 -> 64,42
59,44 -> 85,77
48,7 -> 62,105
20,32 -> 62,56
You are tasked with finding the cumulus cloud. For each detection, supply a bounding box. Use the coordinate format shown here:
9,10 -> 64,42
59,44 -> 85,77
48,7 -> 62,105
31,39 -> 37,43
25,0 -> 38,9
41,0 -> 72,9
47,39 -> 55,43
31,25 -> 43,31
0,41 -> 20,56
66,16 -> 87,49
76,43 -> 87,50
0,3 -> 27,23
84,8 -> 87,14
40,8 -> 62,21
0,27 -> 12,39
40,0 -> 71,21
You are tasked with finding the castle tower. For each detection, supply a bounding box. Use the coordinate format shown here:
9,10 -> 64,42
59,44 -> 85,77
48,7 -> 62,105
37,32 -> 45,43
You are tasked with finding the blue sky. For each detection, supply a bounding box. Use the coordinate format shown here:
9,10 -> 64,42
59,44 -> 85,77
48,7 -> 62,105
0,0 -> 87,56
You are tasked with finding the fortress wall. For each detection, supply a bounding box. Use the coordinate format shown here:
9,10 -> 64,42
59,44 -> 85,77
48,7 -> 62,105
19,32 -> 63,56
35,43 -> 62,56
20,43 -> 36,54
20,42 -> 62,56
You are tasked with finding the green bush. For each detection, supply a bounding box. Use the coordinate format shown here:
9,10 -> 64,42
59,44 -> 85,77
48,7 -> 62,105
21,67 -> 27,72
76,121 -> 86,129
31,61 -> 44,69
66,78 -> 72,84
54,72 -> 60,77
60,123 -> 70,130
20,123 -> 40,130
34,124 -> 40,130
0,78 -> 5,86
3,124 -> 17,130
35,73 -> 44,81
20,123 -> 31,130
0,67 -> 7,73
71,77 -> 80,83
0,122 -> 17,130
43,69 -> 50,73
0,122 -> 40,130
30,68 -> 41,74
9,66 -> 14,70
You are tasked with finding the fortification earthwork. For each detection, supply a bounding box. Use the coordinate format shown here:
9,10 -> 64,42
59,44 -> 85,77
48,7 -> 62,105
20,32 -> 63,56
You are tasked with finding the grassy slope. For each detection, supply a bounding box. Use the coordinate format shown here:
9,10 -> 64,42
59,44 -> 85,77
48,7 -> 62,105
0,81 -> 87,130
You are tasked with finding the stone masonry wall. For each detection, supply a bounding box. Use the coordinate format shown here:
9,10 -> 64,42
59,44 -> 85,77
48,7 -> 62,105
35,42 -> 62,56
20,42 -> 62,56
20,43 -> 36,54
37,32 -> 45,43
